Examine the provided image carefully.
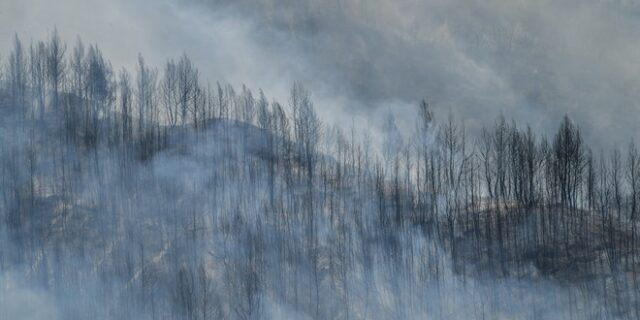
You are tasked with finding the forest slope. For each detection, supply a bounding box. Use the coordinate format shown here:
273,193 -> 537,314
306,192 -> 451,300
1,32 -> 640,320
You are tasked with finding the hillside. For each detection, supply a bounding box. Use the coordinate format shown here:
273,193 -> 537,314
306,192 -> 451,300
1,32 -> 640,320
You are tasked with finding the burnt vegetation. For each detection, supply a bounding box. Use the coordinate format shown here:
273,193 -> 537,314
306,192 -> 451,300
1,31 -> 640,319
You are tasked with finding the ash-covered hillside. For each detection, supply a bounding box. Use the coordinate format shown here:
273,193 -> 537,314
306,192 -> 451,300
1,31 -> 640,320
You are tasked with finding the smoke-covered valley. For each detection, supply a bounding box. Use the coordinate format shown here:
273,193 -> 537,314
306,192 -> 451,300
2,1 -> 640,320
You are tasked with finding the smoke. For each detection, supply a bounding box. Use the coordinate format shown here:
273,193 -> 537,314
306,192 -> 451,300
0,273 -> 60,320
186,0 -> 640,148
1,1 -> 639,318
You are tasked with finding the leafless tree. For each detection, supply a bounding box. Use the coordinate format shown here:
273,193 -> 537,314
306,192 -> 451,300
7,34 -> 27,112
46,28 -> 66,112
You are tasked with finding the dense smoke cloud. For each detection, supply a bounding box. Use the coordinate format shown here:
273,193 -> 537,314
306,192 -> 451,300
0,274 -> 60,320
2,0 -> 640,146
187,0 -> 640,147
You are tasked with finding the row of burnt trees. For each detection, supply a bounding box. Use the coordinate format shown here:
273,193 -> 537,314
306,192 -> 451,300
2,31 -> 639,216
393,104 -> 640,221
1,31 -> 326,221
480,113 -> 640,220
0,31 -> 264,157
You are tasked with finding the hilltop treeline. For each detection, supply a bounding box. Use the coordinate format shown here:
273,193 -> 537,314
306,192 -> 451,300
1,30 -> 639,319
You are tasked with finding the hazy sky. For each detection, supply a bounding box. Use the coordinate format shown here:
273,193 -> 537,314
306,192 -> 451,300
1,0 -> 639,148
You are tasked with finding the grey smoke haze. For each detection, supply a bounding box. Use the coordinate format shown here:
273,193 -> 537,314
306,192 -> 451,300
1,0 -> 639,146
4,1 -> 640,318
